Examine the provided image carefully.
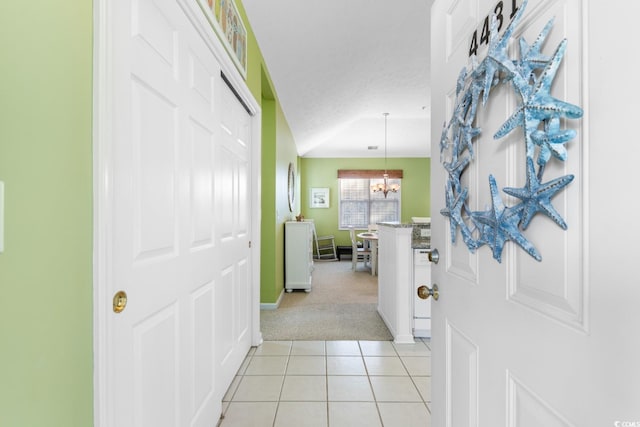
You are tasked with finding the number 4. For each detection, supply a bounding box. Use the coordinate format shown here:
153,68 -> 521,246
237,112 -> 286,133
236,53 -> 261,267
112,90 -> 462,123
480,16 -> 490,45
469,30 -> 479,57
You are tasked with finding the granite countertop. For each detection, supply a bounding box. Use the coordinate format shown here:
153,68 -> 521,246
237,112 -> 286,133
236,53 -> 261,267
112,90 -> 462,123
378,222 -> 431,248
412,239 -> 431,249
377,222 -> 413,228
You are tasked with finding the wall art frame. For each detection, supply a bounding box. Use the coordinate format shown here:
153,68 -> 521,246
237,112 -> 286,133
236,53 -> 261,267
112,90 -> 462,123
198,0 -> 248,78
310,188 -> 330,209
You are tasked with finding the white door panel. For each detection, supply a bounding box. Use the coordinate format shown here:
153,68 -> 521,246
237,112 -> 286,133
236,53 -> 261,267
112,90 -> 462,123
446,321 -> 479,427
189,120 -> 216,250
431,0 -> 639,426
190,282 -> 215,422
132,305 -> 179,427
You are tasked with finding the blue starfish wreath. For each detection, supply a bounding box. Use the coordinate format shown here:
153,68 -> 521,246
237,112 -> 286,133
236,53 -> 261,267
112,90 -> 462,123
439,0 -> 583,263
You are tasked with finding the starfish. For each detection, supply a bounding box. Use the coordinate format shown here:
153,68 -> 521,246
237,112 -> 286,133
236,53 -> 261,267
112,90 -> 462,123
471,202 -> 525,248
514,17 -> 555,86
456,66 -> 468,98
467,78 -> 483,123
447,79 -> 482,159
466,56 -> 485,111
449,130 -> 464,164
481,0 -> 529,105
469,209 -> 494,249
443,155 -> 471,193
440,180 -> 476,250
439,121 -> 451,163
531,116 -> 576,167
472,175 -> 542,263
493,38 -> 583,157
451,86 -> 473,132
456,109 -> 482,157
443,96 -> 467,159
503,157 -> 574,230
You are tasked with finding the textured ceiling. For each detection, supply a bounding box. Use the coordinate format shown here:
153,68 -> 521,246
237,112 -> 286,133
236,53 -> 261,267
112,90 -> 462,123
242,0 -> 434,158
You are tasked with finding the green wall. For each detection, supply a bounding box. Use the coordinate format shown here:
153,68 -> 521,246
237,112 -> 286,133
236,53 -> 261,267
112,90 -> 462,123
0,1 -> 93,426
238,6 -> 299,306
257,93 -> 299,304
300,157 -> 431,247
260,97 -> 278,303
258,95 -> 298,304
270,105 -> 299,303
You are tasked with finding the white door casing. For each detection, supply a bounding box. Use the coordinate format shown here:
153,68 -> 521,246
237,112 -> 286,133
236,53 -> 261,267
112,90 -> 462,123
93,0 -> 261,425
431,0 -> 640,426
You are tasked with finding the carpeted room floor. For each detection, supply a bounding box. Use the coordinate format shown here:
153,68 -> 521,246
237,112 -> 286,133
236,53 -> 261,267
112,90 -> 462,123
260,260 -> 393,341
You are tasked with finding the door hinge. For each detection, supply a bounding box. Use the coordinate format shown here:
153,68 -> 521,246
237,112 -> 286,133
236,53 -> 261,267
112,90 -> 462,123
249,241 -> 252,248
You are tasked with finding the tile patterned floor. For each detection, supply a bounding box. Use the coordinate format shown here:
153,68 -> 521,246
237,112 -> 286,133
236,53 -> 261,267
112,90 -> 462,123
219,339 -> 431,427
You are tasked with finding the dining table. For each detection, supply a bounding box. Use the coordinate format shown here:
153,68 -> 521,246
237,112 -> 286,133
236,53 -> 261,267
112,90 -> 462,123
356,231 -> 378,276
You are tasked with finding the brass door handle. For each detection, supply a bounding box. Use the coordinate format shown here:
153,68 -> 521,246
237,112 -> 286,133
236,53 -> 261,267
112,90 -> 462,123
113,290 -> 128,313
417,284 -> 439,301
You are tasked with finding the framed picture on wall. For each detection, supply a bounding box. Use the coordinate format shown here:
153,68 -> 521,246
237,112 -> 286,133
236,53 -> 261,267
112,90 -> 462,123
197,0 -> 248,78
310,188 -> 330,208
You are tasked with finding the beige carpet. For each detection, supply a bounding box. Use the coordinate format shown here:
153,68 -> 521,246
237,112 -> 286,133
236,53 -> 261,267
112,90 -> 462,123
260,260 -> 393,341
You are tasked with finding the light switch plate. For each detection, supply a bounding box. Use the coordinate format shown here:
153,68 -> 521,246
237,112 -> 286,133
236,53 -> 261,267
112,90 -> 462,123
0,181 -> 4,253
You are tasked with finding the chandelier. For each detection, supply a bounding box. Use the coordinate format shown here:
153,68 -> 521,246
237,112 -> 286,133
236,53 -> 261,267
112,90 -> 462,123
371,113 -> 400,198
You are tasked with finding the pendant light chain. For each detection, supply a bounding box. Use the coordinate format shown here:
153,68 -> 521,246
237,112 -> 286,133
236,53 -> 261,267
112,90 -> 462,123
371,112 -> 399,198
384,112 -> 389,174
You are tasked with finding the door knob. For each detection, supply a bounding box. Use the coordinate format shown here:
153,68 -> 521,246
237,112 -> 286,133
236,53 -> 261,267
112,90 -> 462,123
417,284 -> 439,301
113,290 -> 128,313
428,248 -> 439,264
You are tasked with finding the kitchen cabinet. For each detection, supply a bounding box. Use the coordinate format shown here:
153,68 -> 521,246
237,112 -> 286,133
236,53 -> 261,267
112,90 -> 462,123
377,222 -> 432,343
413,249 -> 432,337
377,224 -> 414,343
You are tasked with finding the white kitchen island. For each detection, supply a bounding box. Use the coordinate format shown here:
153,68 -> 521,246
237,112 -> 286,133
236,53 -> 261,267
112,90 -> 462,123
377,222 -> 431,344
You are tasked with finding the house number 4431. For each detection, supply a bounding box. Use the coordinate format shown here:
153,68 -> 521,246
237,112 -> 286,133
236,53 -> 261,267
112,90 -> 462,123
468,0 -> 523,57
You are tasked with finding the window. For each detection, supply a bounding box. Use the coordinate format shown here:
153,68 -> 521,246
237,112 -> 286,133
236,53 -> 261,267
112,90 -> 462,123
339,178 -> 401,229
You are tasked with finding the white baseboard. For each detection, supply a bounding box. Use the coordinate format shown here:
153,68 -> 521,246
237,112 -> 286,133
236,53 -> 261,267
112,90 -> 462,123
260,288 -> 284,310
394,334 -> 416,344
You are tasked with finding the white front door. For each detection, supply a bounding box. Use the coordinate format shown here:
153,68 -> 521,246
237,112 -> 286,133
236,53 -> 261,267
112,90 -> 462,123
430,0 -> 640,425
95,0 -> 254,425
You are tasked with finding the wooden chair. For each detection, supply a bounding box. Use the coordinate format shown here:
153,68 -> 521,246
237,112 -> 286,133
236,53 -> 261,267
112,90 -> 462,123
366,224 -> 379,274
310,222 -> 337,260
365,223 -> 378,250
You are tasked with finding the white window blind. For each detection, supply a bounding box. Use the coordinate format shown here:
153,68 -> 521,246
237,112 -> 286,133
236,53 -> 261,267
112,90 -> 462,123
339,178 -> 401,229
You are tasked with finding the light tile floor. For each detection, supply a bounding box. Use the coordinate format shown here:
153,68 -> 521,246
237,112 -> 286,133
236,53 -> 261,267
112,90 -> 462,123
219,339 -> 431,427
